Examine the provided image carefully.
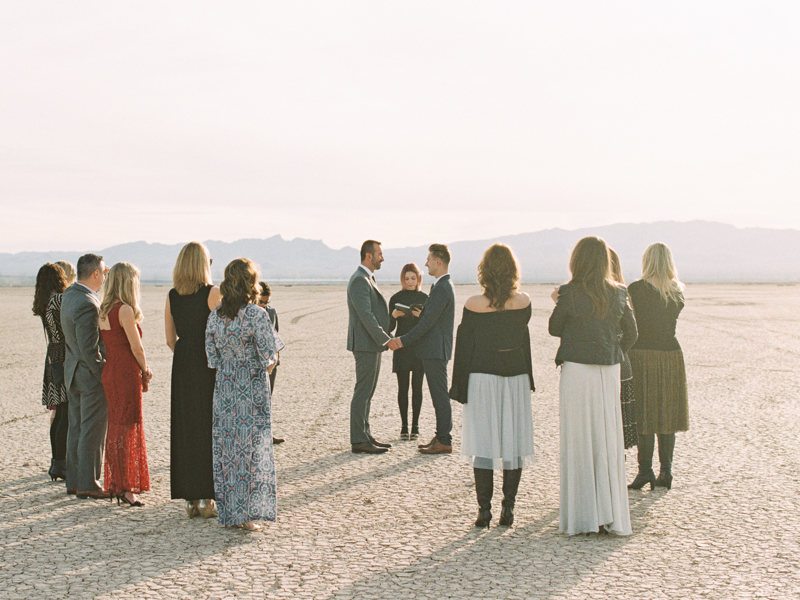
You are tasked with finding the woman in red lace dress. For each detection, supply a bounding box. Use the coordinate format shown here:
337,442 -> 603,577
99,262 -> 153,506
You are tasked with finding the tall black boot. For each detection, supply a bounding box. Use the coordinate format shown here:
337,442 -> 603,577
499,468 -> 521,526
628,434 -> 656,490
656,434 -> 675,489
473,468 -> 493,527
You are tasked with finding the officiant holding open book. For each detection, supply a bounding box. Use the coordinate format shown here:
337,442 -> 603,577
388,263 -> 428,440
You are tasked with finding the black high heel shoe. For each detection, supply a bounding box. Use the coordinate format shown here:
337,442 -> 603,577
116,493 -> 144,507
498,506 -> 514,527
48,459 -> 66,481
474,508 -> 492,528
627,471 -> 656,490
654,471 -> 673,490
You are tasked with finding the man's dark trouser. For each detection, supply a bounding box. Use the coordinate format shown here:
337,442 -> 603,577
422,358 -> 451,445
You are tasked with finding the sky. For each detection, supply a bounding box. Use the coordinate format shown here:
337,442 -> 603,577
1,1 -> 798,253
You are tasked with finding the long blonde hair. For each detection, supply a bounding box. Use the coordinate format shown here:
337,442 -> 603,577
54,261 -> 76,285
608,248 -> 624,285
173,242 -> 212,295
568,236 -> 616,319
100,262 -> 143,322
641,242 -> 684,304
478,243 -> 521,310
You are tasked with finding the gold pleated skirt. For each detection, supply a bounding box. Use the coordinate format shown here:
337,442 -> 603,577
629,349 -> 688,434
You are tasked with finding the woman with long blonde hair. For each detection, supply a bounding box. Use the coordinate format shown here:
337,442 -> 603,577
165,242 -> 221,518
99,262 -> 152,506
627,242 -> 688,491
450,243 -> 535,528
549,236 -> 637,535
205,258 -> 283,531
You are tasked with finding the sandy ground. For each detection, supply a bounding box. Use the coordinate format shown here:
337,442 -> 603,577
1,283 -> 799,599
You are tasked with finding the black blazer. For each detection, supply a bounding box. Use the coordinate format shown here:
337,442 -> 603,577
549,282 -> 637,366
399,274 -> 455,361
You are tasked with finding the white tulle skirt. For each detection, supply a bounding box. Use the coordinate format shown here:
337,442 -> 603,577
558,362 -> 631,536
460,373 -> 535,470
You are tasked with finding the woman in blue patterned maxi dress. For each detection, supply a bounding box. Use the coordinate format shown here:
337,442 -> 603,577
205,258 -> 285,530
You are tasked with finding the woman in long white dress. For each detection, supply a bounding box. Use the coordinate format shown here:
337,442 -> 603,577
549,236 -> 638,535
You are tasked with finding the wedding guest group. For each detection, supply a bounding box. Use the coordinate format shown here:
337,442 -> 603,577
388,263 -> 427,440
165,241 -> 220,519
99,262 -> 152,507
29,236 -> 689,536
32,262 -> 74,481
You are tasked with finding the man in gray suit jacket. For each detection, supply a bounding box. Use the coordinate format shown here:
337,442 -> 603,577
347,240 -> 393,454
61,254 -> 110,498
389,244 -> 455,454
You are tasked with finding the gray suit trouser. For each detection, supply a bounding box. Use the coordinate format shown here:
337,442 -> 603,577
66,370 -> 108,492
350,351 -> 382,444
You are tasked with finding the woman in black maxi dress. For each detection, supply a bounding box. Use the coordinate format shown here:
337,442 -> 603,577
165,242 -> 221,518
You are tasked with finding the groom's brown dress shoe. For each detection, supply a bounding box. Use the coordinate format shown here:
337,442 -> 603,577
352,442 -> 388,454
418,436 -> 437,449
66,488 -> 77,495
369,437 -> 392,449
77,489 -> 111,499
419,439 -> 452,454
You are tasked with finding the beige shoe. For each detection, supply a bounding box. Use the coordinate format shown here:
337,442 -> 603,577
185,500 -> 199,518
198,499 -> 218,518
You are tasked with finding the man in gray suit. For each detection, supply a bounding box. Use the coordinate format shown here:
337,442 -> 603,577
61,253 -> 110,498
347,240 -> 393,454
389,244 -> 455,454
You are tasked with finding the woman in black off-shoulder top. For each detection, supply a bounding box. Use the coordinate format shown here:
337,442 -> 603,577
449,244 -> 535,528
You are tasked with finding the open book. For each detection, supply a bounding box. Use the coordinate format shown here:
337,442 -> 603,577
394,302 -> 425,317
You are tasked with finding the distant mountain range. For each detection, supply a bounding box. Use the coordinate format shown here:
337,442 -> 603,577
2,221 -> 798,285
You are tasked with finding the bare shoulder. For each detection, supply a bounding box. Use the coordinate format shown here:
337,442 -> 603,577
511,291 -> 531,309
118,303 -> 135,321
464,294 -> 491,312
208,285 -> 221,309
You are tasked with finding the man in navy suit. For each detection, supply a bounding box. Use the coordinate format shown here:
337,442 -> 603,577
388,244 -> 455,454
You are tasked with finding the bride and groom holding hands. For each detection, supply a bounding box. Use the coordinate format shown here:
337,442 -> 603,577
346,240 -> 455,455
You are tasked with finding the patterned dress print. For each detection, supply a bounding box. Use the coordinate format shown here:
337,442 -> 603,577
42,293 -> 68,407
205,304 -> 284,526
101,303 -> 150,495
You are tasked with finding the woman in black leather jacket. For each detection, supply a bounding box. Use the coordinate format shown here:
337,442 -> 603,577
549,236 -> 637,536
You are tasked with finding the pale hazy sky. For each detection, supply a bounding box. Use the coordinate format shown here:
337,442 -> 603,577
2,1 -> 798,253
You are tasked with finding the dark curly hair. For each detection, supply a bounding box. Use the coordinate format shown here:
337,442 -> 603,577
32,263 -> 68,316
477,244 -> 520,310
219,258 -> 260,320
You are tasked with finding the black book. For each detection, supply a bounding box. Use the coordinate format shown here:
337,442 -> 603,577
394,302 -> 424,317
